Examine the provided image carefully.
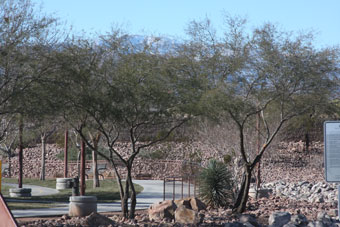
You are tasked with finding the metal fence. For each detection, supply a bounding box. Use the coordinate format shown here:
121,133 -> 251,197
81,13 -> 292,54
163,175 -> 199,201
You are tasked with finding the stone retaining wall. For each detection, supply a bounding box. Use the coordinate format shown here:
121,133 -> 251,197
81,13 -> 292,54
1,144 -> 199,180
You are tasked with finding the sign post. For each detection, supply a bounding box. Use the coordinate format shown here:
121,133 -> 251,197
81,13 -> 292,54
0,160 -> 2,192
324,121 -> 340,218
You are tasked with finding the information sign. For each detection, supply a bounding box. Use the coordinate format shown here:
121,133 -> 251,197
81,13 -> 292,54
324,121 -> 340,182
0,160 -> 1,191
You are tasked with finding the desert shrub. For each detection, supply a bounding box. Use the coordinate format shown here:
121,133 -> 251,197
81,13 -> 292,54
223,154 -> 232,164
199,159 -> 234,208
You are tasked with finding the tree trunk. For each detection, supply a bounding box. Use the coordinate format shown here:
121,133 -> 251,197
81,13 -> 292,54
109,159 -> 126,217
77,151 -> 81,178
123,173 -> 130,218
92,150 -> 99,188
8,151 -> 11,178
305,132 -> 310,153
92,133 -> 101,188
40,135 -> 46,180
256,112 -> 261,196
233,166 -> 252,213
128,166 -> 137,219
80,140 -> 86,196
18,117 -> 23,188
64,130 -> 68,178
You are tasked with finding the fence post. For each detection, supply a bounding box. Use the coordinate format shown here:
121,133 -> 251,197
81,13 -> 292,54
188,178 -> 191,197
181,176 -> 183,199
173,177 -> 175,200
163,178 -> 166,201
194,179 -> 196,197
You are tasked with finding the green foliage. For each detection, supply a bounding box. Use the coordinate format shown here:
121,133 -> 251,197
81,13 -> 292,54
199,159 -> 234,208
223,154 -> 232,164
2,178 -> 143,203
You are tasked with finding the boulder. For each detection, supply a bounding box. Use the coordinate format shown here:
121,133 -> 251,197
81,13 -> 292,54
240,214 -> 259,227
174,197 -> 207,212
224,222 -> 246,227
174,198 -> 191,209
283,224 -> 298,227
85,212 -> 116,226
249,188 -> 272,199
189,197 -> 207,211
269,212 -> 291,227
307,221 -> 326,227
316,212 -> 332,226
174,205 -> 200,225
290,214 -> 308,226
243,222 -> 257,227
148,200 -> 177,221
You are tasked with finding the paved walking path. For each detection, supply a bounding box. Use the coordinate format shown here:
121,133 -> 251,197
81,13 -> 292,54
8,179 -> 196,218
4,183 -> 59,196
10,180 -> 164,218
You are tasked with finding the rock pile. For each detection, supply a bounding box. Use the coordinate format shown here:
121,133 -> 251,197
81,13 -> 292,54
148,197 -> 206,225
18,209 -> 340,226
262,181 -> 338,205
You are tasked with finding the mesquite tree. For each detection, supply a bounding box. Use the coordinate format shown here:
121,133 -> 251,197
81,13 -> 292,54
185,16 -> 339,213
55,32 -> 200,218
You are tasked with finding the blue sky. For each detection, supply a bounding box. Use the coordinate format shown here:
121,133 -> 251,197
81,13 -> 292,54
33,0 -> 339,48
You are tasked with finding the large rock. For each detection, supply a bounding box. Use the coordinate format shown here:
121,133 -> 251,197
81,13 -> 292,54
174,197 -> 207,211
174,198 -> 191,209
189,197 -> 207,211
307,221 -> 326,227
249,187 -> 272,199
269,212 -> 291,227
174,205 -> 200,225
224,222 -> 246,227
316,212 -> 332,226
148,200 -> 177,221
85,212 -> 115,226
240,214 -> 259,227
289,214 -> 308,226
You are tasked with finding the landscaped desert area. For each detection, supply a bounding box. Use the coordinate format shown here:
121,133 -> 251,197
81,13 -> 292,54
1,0 -> 340,226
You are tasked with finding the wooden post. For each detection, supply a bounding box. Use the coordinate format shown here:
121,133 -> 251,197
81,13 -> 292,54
80,140 -> 86,196
18,118 -> 23,189
64,130 -> 68,178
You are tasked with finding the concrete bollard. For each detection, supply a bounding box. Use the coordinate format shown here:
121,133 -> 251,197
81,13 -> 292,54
69,196 -> 97,217
9,188 -> 32,197
56,178 -> 73,190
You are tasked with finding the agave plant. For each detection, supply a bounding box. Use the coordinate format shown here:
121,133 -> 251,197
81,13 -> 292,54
199,159 -> 234,208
